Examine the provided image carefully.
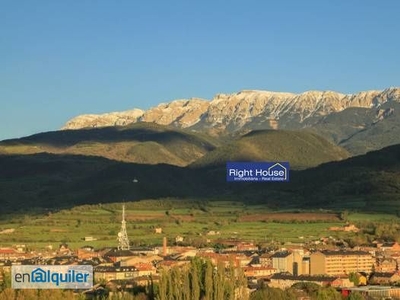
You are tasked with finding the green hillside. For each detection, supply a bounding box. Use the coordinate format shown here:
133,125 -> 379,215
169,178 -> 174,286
190,143 -> 400,213
1,127 -> 399,215
0,122 -> 221,166
284,144 -> 400,212
191,130 -> 349,169
0,153 -> 204,213
1,144 -> 400,214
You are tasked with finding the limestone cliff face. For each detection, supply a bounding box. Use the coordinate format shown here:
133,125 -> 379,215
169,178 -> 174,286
196,88 -> 399,132
140,98 -> 209,127
62,109 -> 144,130
62,87 -> 400,133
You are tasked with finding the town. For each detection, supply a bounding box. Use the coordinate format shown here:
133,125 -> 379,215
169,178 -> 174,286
1,205 -> 400,299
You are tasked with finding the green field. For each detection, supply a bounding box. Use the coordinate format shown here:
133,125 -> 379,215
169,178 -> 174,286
0,199 -> 397,250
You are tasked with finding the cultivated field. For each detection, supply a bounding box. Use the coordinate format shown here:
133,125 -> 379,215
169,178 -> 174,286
0,199 -> 398,250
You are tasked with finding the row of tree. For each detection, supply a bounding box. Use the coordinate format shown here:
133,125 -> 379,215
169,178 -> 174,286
157,257 -> 248,300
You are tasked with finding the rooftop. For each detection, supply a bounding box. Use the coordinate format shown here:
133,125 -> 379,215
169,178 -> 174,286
271,251 -> 292,258
319,250 -> 371,256
104,249 -> 135,257
271,273 -> 339,282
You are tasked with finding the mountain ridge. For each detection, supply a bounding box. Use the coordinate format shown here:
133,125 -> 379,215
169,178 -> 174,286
62,87 -> 400,132
60,87 -> 400,155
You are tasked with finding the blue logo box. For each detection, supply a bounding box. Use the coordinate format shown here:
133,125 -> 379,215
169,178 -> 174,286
12,265 -> 93,289
226,162 -> 290,182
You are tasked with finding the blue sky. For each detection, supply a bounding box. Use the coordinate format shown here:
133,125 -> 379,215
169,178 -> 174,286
1,0 -> 399,140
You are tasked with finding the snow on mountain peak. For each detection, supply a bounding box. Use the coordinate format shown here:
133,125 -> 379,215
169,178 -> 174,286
62,88 -> 400,132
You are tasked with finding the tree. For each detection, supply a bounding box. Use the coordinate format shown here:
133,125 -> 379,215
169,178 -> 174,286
170,267 -> 181,300
0,288 -> 16,300
292,282 -> 319,295
212,262 -> 225,300
346,291 -> 365,300
167,267 -> 174,300
190,260 -> 201,300
349,272 -> 360,286
250,286 -> 296,300
158,268 -> 168,300
146,276 -> 155,300
181,266 -> 191,300
316,287 -> 342,300
204,260 -> 214,300
223,262 -> 235,300
0,271 -> 11,291
156,257 -> 249,300
233,263 -> 248,300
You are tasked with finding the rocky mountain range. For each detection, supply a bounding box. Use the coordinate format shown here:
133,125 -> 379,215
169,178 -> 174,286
62,109 -> 144,129
2,88 -> 400,213
63,88 -> 399,131
62,87 -> 400,155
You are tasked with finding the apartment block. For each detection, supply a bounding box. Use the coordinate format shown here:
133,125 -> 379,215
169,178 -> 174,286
310,250 -> 374,275
272,251 -> 293,273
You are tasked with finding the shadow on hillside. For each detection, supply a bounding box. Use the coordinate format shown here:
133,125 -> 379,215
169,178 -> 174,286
0,124 -> 217,151
1,143 -> 400,214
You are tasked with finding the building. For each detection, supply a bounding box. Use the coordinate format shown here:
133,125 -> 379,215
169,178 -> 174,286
119,255 -> 162,267
292,249 -> 307,275
77,246 -> 98,260
94,266 -> 138,282
379,242 -> 400,253
310,250 -> 374,276
175,236 -> 184,243
376,258 -> 397,272
369,272 -> 400,285
129,247 -> 156,255
259,253 -> 273,267
271,251 -> 293,273
157,260 -> 190,270
236,242 -> 258,252
269,273 -> 353,290
301,257 -> 310,275
342,286 -> 400,299
0,248 -> 25,260
243,266 -> 276,278
57,243 -> 72,256
197,252 -> 251,268
104,249 -> 136,263
329,224 -> 359,233
134,263 -> 157,277
94,263 -> 156,282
